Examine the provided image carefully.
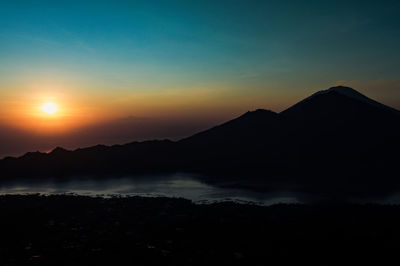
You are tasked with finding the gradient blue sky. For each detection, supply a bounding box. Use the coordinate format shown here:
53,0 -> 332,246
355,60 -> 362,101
1,1 -> 400,102
0,0 -> 400,155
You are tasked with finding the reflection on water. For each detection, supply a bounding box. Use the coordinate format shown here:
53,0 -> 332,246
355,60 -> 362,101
0,173 -> 300,205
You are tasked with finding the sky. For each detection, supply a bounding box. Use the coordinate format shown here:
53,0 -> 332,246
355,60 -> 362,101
0,0 -> 400,157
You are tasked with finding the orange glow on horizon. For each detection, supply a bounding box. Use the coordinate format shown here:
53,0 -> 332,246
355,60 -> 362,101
0,91 -> 102,135
0,78 -> 289,136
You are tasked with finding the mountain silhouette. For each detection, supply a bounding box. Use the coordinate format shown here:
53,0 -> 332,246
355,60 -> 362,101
291,86 -> 400,115
1,86 -> 399,197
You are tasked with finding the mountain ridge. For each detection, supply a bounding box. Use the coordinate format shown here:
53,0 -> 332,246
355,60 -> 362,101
3,86 -> 399,160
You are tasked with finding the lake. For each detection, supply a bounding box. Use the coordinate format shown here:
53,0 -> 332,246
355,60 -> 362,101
1,173 -> 399,205
0,173 -> 301,205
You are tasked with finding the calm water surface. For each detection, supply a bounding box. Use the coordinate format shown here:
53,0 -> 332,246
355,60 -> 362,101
0,173 -> 300,205
2,173 -> 398,204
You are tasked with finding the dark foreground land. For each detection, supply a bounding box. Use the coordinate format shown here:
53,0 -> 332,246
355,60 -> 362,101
1,195 -> 400,265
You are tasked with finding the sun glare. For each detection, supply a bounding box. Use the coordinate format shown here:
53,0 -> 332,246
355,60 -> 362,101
42,102 -> 57,114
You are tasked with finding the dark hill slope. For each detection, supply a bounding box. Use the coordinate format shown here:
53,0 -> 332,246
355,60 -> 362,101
0,140 -> 178,177
177,109 -> 285,174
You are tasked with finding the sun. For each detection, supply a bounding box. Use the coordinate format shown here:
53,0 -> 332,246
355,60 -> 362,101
41,102 -> 57,114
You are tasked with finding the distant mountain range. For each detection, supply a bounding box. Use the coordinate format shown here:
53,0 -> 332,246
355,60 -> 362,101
1,86 -> 400,196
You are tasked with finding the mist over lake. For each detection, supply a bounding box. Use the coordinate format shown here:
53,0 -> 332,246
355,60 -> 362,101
0,173 -> 299,205
1,173 -> 400,205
